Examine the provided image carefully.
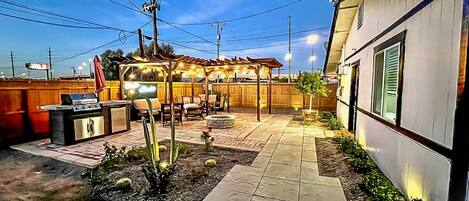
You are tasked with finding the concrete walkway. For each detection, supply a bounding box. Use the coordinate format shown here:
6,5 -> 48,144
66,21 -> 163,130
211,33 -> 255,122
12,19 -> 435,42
204,118 -> 346,201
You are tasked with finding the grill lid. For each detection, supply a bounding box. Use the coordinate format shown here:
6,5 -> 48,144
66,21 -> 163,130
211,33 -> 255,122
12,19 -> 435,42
61,93 -> 98,105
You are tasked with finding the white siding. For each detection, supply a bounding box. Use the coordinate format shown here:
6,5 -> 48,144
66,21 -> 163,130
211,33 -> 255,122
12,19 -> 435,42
341,0 -> 461,148
335,0 -> 462,200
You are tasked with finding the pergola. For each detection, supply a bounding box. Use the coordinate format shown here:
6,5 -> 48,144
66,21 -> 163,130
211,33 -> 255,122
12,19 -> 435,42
111,53 -> 283,122
111,53 -> 282,158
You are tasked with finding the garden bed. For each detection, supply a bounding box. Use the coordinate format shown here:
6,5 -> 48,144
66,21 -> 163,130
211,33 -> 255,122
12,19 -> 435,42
85,140 -> 257,201
316,138 -> 368,201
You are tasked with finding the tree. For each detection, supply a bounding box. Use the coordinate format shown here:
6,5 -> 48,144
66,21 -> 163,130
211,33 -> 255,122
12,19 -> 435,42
100,49 -> 124,80
127,41 -> 175,57
295,71 -> 330,111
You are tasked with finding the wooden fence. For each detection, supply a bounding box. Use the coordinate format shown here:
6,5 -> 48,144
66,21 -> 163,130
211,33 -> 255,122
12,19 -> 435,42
212,83 -> 337,110
0,80 -> 336,144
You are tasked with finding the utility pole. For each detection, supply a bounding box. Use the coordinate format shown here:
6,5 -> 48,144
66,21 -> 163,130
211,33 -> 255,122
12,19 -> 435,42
311,48 -> 314,72
151,0 -> 158,55
288,16 -> 291,83
144,0 -> 159,55
48,47 -> 52,80
213,21 -> 224,59
9,51 -> 15,78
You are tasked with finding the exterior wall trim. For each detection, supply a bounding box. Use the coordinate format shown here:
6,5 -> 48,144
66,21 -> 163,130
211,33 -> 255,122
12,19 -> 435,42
338,97 -> 452,159
448,0 -> 469,200
342,0 -> 433,64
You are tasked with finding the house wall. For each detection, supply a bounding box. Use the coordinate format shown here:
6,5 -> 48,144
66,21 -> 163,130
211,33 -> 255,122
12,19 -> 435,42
336,0 -> 462,200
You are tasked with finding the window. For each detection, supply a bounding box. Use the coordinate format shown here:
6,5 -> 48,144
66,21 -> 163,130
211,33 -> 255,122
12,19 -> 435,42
372,43 -> 400,123
357,1 -> 364,30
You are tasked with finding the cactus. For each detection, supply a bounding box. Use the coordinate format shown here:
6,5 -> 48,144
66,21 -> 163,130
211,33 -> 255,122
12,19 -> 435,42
205,159 -> 217,167
115,178 -> 132,189
145,98 -> 160,162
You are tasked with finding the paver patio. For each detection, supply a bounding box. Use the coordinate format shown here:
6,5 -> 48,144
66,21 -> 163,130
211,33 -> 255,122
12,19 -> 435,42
204,119 -> 347,201
10,110 -> 346,201
11,112 -> 274,168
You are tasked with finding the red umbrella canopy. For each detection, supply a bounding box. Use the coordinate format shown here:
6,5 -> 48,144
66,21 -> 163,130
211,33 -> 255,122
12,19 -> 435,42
93,55 -> 106,93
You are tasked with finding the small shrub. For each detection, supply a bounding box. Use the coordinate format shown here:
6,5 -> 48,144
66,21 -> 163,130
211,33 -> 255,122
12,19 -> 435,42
327,117 -> 344,130
333,136 -> 406,201
321,111 -> 335,122
141,161 -> 175,193
102,142 -> 127,170
178,144 -> 191,156
299,121 -> 312,127
361,170 -> 406,201
204,159 -> 217,167
125,146 -> 148,161
115,178 -> 132,190
187,165 -> 207,181
201,130 -> 215,152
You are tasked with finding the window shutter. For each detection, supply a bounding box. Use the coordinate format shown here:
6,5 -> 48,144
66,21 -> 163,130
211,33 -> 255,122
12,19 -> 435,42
385,46 -> 399,95
357,2 -> 364,29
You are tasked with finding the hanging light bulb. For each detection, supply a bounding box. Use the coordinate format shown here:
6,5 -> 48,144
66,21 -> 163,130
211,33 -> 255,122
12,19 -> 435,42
129,73 -> 136,79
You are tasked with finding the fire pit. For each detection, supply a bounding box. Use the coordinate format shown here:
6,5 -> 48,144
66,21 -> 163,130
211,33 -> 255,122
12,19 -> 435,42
205,114 -> 236,129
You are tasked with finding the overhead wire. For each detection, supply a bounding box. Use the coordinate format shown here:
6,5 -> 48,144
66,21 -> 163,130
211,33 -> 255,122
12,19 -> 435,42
162,0 -> 303,25
0,11 -> 107,29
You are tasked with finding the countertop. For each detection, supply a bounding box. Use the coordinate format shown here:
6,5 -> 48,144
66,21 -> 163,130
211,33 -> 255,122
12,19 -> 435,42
39,100 -> 131,111
99,100 -> 132,106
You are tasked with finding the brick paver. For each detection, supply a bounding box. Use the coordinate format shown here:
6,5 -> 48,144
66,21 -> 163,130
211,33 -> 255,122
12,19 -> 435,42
11,112 -> 275,168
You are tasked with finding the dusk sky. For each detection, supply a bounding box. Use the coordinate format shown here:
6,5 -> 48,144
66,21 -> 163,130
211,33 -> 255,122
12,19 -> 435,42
0,0 -> 334,78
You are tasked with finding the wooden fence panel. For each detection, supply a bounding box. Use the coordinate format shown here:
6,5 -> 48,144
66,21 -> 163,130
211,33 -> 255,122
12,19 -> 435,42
0,80 -> 335,143
212,83 -> 337,110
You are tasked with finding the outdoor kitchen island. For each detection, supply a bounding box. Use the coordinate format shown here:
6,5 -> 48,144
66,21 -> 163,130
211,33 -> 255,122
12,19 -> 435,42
40,93 -> 131,145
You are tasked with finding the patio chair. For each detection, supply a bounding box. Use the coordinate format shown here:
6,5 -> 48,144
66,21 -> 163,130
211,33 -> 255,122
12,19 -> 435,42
182,96 -> 192,104
193,96 -> 202,105
184,102 -> 203,120
133,98 -> 161,118
160,103 -> 183,126
214,95 -> 226,111
208,95 -> 217,104
199,94 -> 206,102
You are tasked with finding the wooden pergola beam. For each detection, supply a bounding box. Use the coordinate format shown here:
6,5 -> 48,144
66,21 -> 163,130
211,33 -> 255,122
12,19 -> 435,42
256,65 -> 261,122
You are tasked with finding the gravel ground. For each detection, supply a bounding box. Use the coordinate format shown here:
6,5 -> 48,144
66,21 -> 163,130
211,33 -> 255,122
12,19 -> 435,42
87,140 -> 257,201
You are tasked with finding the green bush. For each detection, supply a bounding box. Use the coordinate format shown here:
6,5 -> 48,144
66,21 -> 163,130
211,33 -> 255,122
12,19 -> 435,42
201,131 -> 215,152
361,170 -> 406,201
327,116 -> 344,130
101,142 -> 127,170
125,146 -> 148,161
141,161 -> 175,194
333,136 -> 406,201
321,111 -> 335,122
178,144 -> 191,156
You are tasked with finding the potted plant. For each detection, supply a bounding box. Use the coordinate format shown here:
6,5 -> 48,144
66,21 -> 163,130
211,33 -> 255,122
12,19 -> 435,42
294,71 -> 330,121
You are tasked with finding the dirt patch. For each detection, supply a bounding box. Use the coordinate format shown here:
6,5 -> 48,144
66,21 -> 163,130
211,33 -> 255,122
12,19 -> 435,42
316,138 -> 367,201
0,148 -> 89,201
287,119 -> 327,128
87,140 -> 257,201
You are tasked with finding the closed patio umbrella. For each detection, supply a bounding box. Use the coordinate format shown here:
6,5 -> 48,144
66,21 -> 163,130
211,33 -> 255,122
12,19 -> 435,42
93,55 -> 106,100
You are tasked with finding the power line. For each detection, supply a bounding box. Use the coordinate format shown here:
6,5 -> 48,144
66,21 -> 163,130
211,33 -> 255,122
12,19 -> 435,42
0,4 -> 102,27
168,27 -> 330,44
0,0 -> 139,33
162,0 -> 304,25
158,18 -> 216,45
107,0 -> 150,17
0,11 -> 107,29
54,20 -> 152,63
